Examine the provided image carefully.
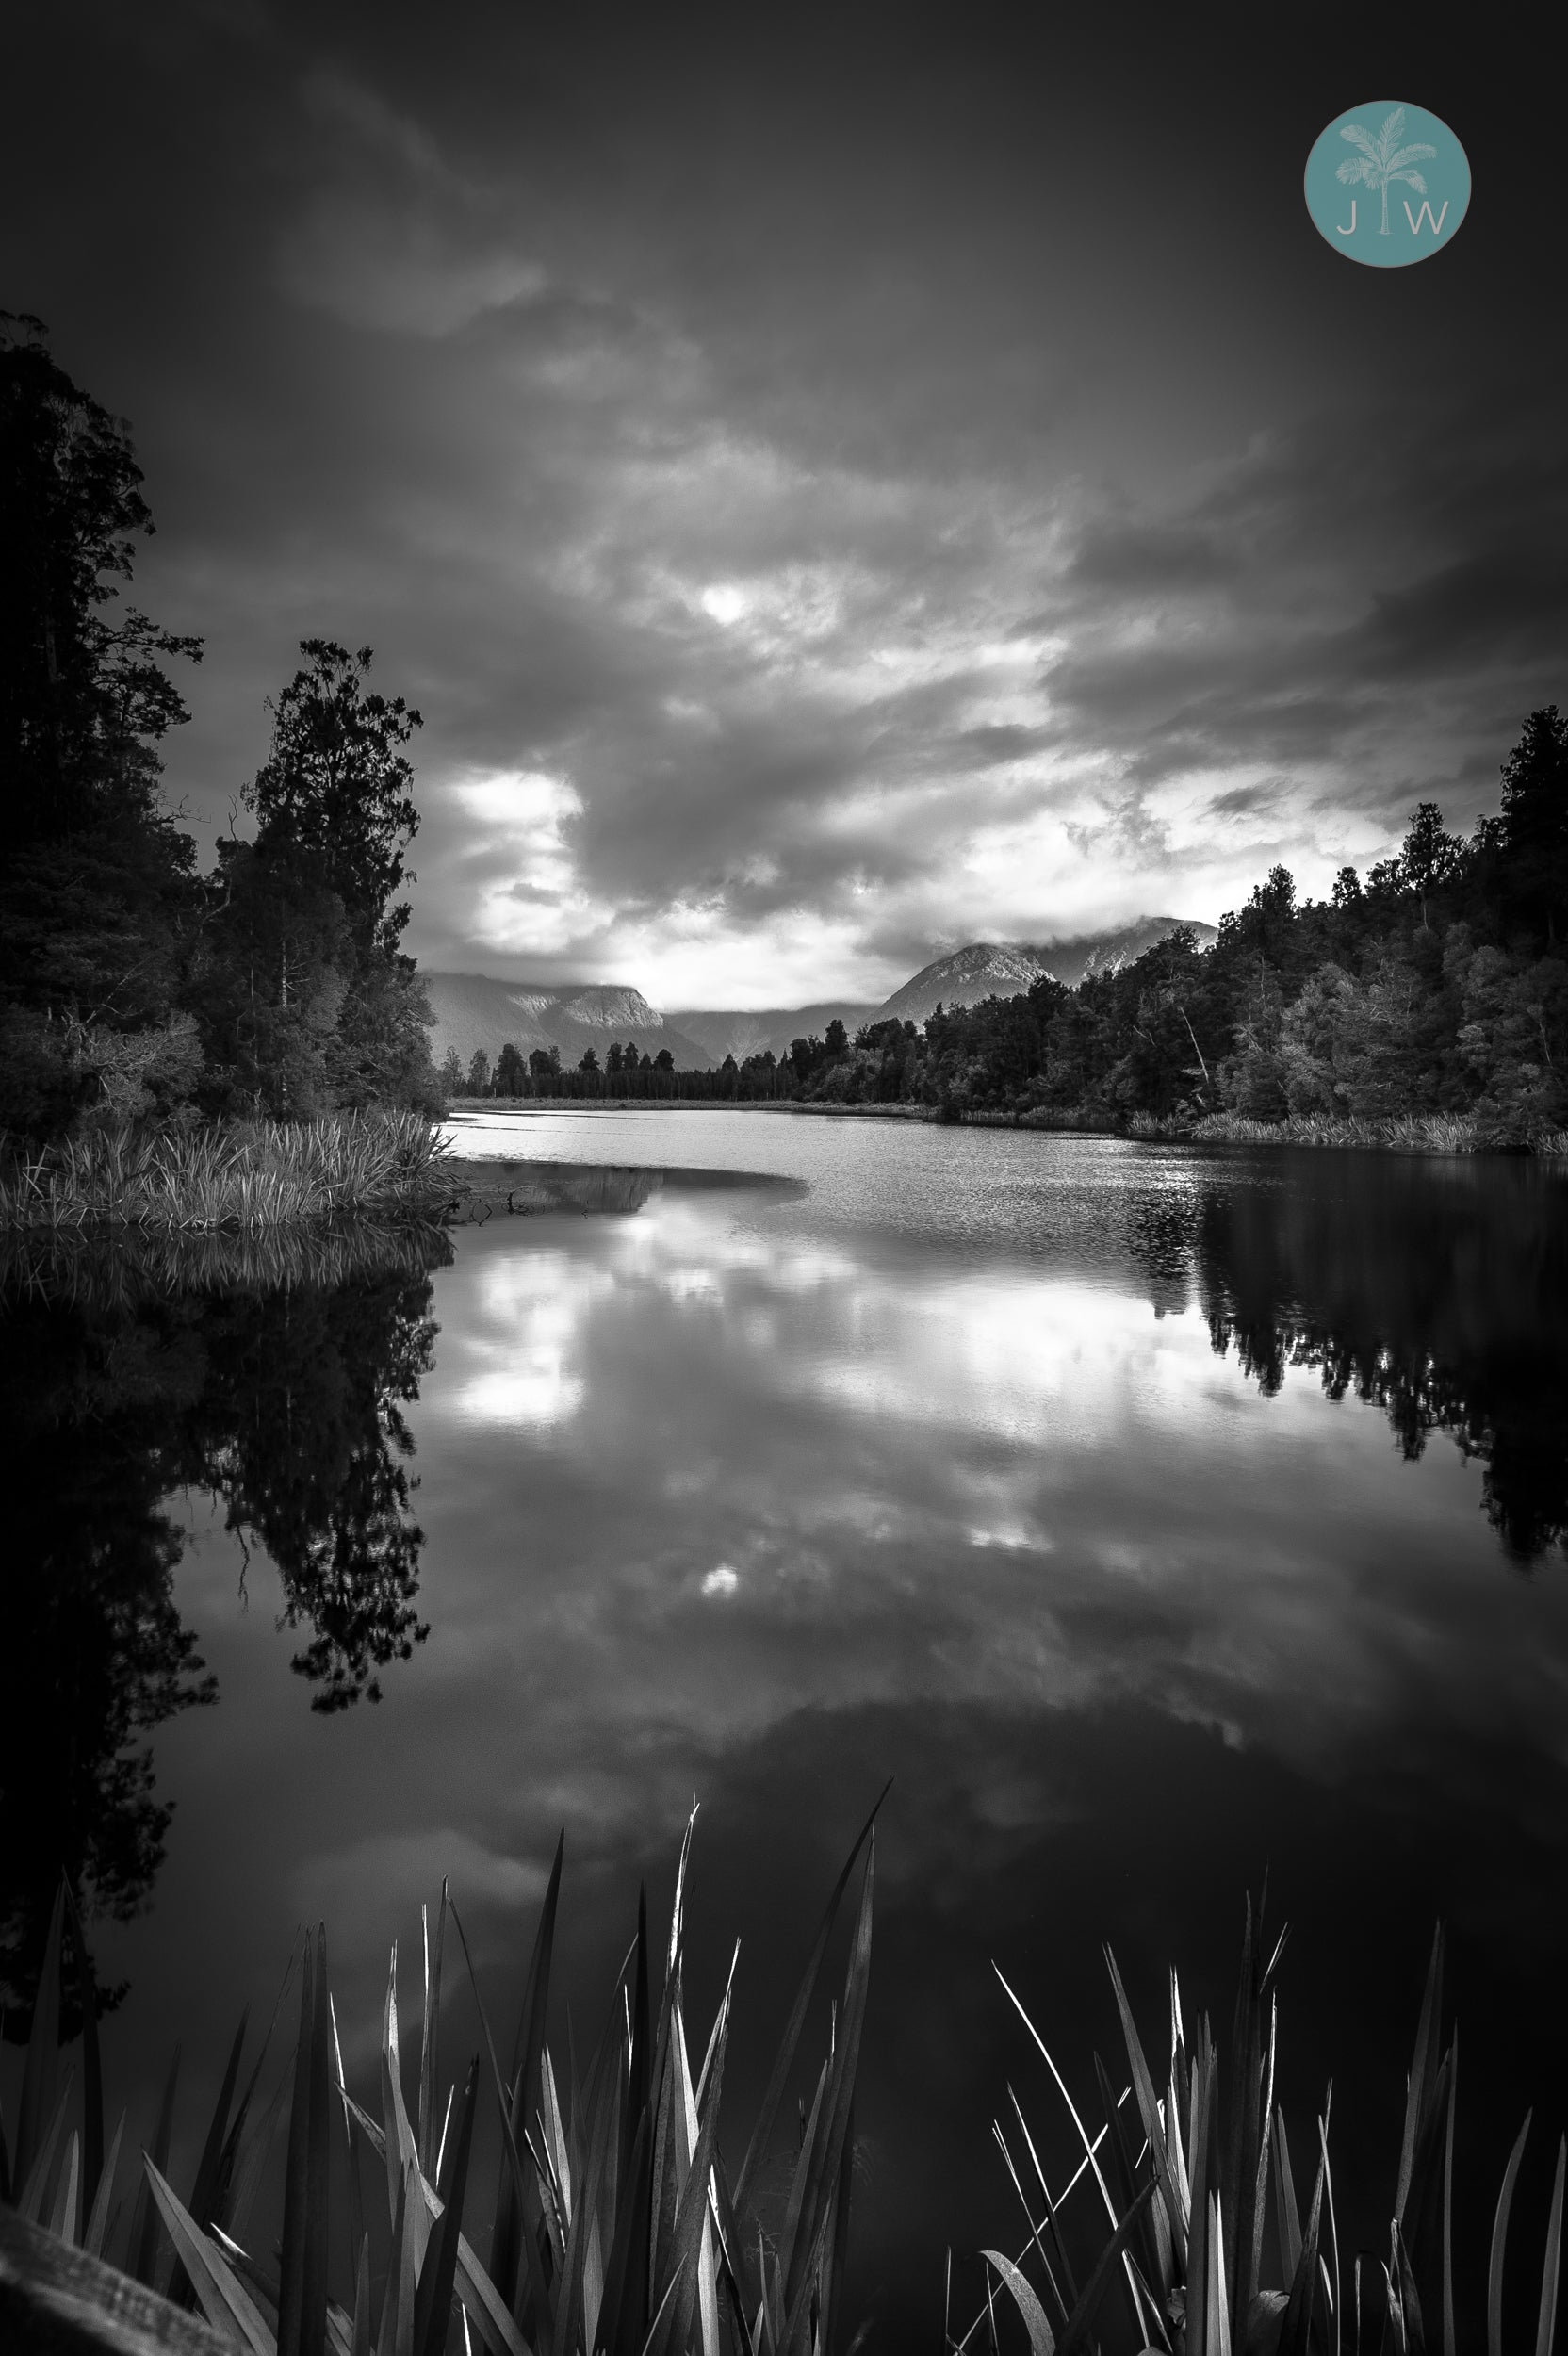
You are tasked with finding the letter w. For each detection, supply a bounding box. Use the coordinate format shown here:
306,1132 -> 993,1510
1403,199 -> 1450,236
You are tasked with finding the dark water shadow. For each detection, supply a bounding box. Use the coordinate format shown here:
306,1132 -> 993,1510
1126,1152 -> 1568,1562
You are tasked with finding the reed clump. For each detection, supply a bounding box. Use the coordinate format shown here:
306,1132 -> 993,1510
0,1110 -> 453,1235
1,1800 -> 879,2356
965,1903 -> 1563,2356
1184,1110 -> 1520,1153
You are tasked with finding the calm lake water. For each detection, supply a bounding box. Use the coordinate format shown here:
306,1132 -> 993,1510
6,1112 -> 1568,2345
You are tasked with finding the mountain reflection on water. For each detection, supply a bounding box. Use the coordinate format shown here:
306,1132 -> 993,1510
0,1223 -> 449,2023
3,1126 -> 1566,2346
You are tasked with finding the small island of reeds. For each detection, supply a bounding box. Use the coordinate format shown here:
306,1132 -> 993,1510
0,1110 -> 453,1236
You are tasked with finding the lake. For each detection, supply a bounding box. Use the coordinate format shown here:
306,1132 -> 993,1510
5,1111 -> 1567,2346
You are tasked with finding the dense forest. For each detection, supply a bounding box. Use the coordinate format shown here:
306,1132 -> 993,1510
0,314 -> 440,1148
468,714 -> 1568,1141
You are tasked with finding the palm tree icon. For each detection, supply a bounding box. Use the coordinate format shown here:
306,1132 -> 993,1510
1335,106 -> 1438,234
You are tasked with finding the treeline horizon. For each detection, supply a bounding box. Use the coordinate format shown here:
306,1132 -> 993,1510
5,315 -> 1565,1154
454,725 -> 1568,1137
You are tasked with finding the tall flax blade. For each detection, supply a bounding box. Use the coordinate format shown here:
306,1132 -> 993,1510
142,2154 -> 274,2355
1053,2180 -> 1159,2356
15,1882 -> 65,2195
596,2103 -> 653,2356
332,1999 -> 368,2306
645,2016 -> 731,2356
1489,2116 -> 1531,2356
60,1874 -> 106,2223
1397,1932 -> 1446,2227
1272,2110 -> 1301,2286
733,1781 -> 889,2217
647,1997 -> 692,2318
1184,2036 -> 1215,2356
83,2113 -> 125,2260
335,2086 -> 529,2356
622,1890 -> 651,2208
980,2249 -> 1055,2356
417,1888 -> 448,2181
171,2009 -> 252,2311
446,1893 -> 547,2328
1537,2139 -> 1564,2356
490,1833 -> 564,2319
16,2070 -> 76,2226
820,2097 -> 857,2356
125,2044 -> 182,2286
412,2056 -> 478,2356
380,1954 -> 433,2282
1219,1894 -> 1270,2332
545,2017 -> 623,2353
779,1844 -> 875,2345
1105,1947 -> 1187,2279
379,2167 -> 417,2356
278,1927 -> 332,2356
1277,2128 -> 1325,2356
1090,2050 -> 1160,2330
47,2129 -> 80,2245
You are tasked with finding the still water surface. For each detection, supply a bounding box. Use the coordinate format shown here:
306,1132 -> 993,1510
6,1113 -> 1568,2342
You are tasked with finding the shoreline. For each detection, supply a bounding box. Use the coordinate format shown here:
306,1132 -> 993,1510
445,1100 -> 1568,1155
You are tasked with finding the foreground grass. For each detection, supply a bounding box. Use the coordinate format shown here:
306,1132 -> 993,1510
962,1902 -> 1563,2356
1,1806 -> 879,2356
0,1110 -> 454,1234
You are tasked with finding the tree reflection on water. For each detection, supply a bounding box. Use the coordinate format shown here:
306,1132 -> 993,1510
0,1223 -> 449,2022
1135,1153 -> 1568,1563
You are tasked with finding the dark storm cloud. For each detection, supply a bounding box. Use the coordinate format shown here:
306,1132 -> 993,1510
5,3 -> 1565,998
1040,392 -> 1568,828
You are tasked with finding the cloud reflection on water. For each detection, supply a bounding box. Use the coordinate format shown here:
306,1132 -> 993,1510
66,1130 -> 1568,2345
415,1183 -> 1567,1847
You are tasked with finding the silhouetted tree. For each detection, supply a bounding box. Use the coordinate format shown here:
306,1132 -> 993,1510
0,318 -> 204,1140
245,642 -> 420,955
0,313 -> 202,854
1496,706 -> 1568,944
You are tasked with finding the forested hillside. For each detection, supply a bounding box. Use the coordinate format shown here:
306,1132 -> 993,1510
469,714 -> 1568,1143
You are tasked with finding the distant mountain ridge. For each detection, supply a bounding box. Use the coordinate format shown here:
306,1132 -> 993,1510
667,1002 -> 878,1064
423,973 -> 711,1072
425,918 -> 1216,1072
874,918 -> 1217,1029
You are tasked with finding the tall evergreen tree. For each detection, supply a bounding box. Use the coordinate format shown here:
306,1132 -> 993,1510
246,641 -> 420,955
1496,706 -> 1568,944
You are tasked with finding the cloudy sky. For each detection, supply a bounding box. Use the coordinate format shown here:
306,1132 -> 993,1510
6,2 -> 1564,1006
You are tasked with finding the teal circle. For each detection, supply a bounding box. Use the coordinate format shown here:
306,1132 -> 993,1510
1304,101 -> 1470,267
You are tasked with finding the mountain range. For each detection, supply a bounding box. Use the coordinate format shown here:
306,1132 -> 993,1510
424,916 -> 1216,1073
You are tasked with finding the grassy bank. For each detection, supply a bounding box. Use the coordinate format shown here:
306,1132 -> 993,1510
1180,1108 -> 1568,1153
0,1109 -> 453,1234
